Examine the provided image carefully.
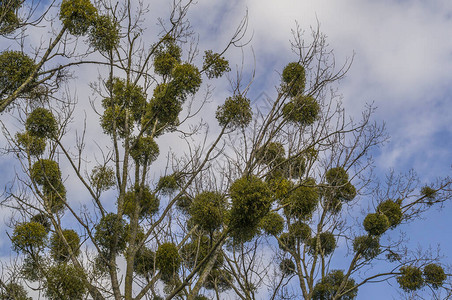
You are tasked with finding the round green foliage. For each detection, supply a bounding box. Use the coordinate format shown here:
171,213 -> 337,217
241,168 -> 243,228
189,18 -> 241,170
0,282 -> 31,300
194,296 -> 209,300
156,174 -> 179,195
89,15 -> 119,52
283,178 -> 319,220
130,136 -> 159,165
50,229 -> 81,262
259,211 -> 285,236
280,259 -> 296,276
353,235 -> 380,260
326,167 -> 349,186
216,95 -> 252,129
42,181 -> 67,213
203,50 -> 231,79
421,186 -> 436,201
190,191 -> 227,232
25,107 -> 57,138
281,62 -> 306,97
21,255 -> 44,281
11,221 -> 47,253
288,221 -> 311,242
100,104 -> 134,138
0,51 -> 35,95
171,63 -> 202,96
423,263 -> 446,289
363,213 -> 390,236
30,159 -> 61,186
312,270 -> 357,300
256,142 -> 285,165
155,242 -> 181,277
30,213 -> 51,232
278,232 -> 296,252
282,95 -> 320,126
377,200 -> 402,228
134,247 -> 155,278
90,165 -> 115,192
267,176 -> 293,200
397,266 -> 424,292
59,0 -> 97,36
335,182 -> 357,202
15,132 -> 46,156
175,195 -> 192,214
44,263 -> 87,300
229,176 -> 273,241
308,232 -> 336,256
145,83 -> 181,126
94,213 -> 127,256
0,1 -> 22,35
153,39 -> 181,76
204,269 -> 233,292
123,186 -> 159,218
103,78 -> 147,121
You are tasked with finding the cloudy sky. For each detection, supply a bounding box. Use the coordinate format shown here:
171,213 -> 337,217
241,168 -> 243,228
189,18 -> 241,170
1,0 -> 451,299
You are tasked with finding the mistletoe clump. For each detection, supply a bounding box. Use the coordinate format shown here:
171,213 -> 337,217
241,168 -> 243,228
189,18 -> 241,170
279,259 -> 296,276
229,176 -> 273,241
11,221 -> 47,253
353,235 -> 380,260
282,95 -> 320,126
89,15 -> 119,52
171,63 -> 202,96
130,136 -> 159,165
134,247 -> 156,278
30,213 -> 51,232
156,173 -> 180,195
94,213 -> 128,257
288,221 -> 311,243
153,39 -> 182,76
255,142 -> 285,166
90,165 -> 115,192
423,263 -> 446,289
377,200 -> 402,228
216,95 -> 252,129
189,191 -> 227,232
44,263 -> 87,300
123,186 -> 160,219
397,266 -> 424,292
50,229 -> 81,262
25,108 -> 57,139
155,242 -> 181,280
281,62 -> 306,97
259,211 -> 285,236
15,132 -> 46,156
59,0 -> 97,36
30,159 -> 61,186
363,213 -> 390,236
307,232 -> 336,256
312,270 -> 357,300
283,178 -> 319,220
203,50 -> 231,79
0,282 -> 31,300
0,50 -> 36,96
0,0 -> 22,34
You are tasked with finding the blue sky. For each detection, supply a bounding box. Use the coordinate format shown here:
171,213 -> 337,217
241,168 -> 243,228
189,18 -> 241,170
0,0 -> 451,299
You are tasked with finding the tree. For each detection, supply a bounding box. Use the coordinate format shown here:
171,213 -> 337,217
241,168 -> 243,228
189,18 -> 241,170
1,1 -> 451,299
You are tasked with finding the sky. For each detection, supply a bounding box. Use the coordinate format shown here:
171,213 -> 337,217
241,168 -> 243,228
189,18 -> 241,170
1,0 -> 452,299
